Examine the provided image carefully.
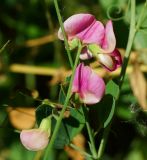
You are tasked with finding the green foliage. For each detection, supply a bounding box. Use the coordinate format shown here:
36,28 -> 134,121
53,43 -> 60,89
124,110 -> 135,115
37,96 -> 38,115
36,95 -> 85,149
9,142 -> 35,160
52,107 -> 85,149
106,80 -> 119,99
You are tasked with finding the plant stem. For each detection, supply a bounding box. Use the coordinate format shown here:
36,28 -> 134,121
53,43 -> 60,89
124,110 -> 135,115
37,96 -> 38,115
97,0 -> 137,159
86,121 -> 98,159
119,0 -> 136,89
82,106 -> 98,159
43,43 -> 82,160
53,0 -> 74,68
70,143 -> 93,158
97,124 -> 111,159
0,40 -> 10,54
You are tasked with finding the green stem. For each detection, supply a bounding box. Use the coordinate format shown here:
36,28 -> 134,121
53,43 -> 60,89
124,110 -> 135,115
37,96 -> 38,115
0,40 -> 10,54
82,106 -> 97,159
70,143 -> 93,158
119,0 -> 136,89
97,124 -> 111,159
53,0 -> 74,68
43,43 -> 82,160
97,0 -> 137,159
86,121 -> 98,159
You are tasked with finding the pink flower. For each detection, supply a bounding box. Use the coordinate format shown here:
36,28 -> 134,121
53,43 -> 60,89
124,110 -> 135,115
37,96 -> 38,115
72,63 -> 105,105
20,129 -> 49,151
20,116 -> 51,151
58,13 -> 122,71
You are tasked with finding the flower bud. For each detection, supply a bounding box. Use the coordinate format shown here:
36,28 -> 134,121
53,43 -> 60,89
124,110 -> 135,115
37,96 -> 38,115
20,116 -> 51,151
98,54 -> 116,71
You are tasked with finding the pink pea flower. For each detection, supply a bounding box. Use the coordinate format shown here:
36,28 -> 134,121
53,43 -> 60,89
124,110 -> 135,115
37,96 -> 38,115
72,63 -> 105,105
20,129 -> 49,151
58,13 -> 122,71
20,117 -> 51,151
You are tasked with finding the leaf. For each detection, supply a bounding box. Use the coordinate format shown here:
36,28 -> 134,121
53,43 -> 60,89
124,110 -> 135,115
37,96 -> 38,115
90,80 -> 119,129
134,4 -> 147,48
52,107 -> 85,149
129,63 -> 147,110
93,95 -> 115,128
35,104 -> 53,125
103,96 -> 115,128
106,80 -> 119,99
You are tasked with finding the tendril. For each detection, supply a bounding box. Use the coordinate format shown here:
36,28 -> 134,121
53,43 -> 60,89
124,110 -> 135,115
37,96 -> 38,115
107,5 -> 124,21
107,0 -> 131,21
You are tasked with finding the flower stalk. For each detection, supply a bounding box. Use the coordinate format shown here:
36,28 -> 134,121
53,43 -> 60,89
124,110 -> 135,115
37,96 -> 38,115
43,42 -> 82,159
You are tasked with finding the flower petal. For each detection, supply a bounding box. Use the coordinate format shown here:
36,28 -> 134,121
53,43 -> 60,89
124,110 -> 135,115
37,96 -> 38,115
111,49 -> 122,68
82,71 -> 105,104
72,63 -> 105,104
20,129 -> 49,151
98,49 -> 122,71
98,54 -> 116,71
77,21 -> 104,44
100,20 -> 116,53
58,14 -> 95,40
72,63 -> 91,93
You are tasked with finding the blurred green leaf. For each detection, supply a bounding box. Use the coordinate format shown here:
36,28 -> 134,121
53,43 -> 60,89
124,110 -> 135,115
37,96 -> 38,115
9,141 -> 35,160
133,4 -> 147,65
106,80 -> 119,99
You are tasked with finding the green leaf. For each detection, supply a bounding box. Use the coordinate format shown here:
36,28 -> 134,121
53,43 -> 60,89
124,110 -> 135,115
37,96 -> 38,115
35,104 -> 53,125
106,80 -> 119,99
52,107 -> 85,149
103,96 -> 115,128
90,95 -> 115,128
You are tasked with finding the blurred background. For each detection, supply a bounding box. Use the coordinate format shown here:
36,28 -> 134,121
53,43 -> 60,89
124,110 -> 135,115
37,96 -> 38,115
0,0 -> 147,159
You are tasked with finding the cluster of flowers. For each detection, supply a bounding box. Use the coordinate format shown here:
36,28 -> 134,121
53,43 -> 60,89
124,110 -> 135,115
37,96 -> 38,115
20,14 -> 122,151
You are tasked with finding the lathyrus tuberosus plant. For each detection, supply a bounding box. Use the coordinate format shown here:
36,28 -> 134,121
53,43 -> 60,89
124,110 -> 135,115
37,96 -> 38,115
20,13 -> 122,159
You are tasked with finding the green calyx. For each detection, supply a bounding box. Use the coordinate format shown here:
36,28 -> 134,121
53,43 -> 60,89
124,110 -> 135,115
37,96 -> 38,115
39,116 -> 52,137
88,43 -> 100,56
68,38 -> 80,50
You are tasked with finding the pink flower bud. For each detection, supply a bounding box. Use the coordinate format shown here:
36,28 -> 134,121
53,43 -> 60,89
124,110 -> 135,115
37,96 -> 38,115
20,129 -> 49,151
20,116 -> 51,151
72,63 -> 105,104
98,54 -> 115,71
98,49 -> 122,71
